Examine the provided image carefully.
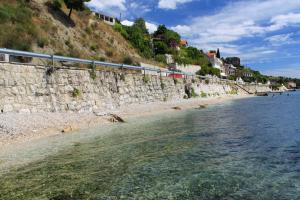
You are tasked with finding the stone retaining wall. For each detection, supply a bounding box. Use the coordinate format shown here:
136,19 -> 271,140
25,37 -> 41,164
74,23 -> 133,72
0,63 -> 266,113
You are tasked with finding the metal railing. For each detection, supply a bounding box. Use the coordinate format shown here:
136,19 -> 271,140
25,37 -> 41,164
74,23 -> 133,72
0,48 -> 195,77
0,48 -> 268,87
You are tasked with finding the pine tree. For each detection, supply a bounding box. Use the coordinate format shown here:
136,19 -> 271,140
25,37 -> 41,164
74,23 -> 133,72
63,0 -> 90,18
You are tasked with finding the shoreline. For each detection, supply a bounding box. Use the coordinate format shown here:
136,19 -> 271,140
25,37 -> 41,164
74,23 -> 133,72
0,94 -> 253,152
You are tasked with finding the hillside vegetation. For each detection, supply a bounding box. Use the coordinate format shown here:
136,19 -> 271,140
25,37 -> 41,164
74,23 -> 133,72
114,19 -> 211,68
1,0 -> 279,85
0,0 -> 211,71
0,0 -> 155,65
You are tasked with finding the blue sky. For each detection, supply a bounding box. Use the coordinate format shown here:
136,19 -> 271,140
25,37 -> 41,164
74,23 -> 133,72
87,0 -> 300,78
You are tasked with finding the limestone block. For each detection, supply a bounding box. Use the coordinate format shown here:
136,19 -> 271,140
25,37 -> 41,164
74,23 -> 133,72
19,109 -> 31,113
11,87 -> 19,95
3,104 -> 13,113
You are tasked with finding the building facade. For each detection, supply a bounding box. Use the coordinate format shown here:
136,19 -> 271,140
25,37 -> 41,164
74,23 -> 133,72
207,50 -> 226,76
288,81 -> 297,88
224,64 -> 236,76
94,12 -> 116,26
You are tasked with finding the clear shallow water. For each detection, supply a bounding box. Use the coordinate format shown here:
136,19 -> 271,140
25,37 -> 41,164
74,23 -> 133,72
1,93 -> 300,200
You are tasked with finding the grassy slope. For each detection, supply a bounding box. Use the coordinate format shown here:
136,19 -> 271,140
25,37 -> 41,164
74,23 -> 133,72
0,0 -> 158,65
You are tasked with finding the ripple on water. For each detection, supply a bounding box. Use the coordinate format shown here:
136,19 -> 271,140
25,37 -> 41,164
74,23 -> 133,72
1,94 -> 300,199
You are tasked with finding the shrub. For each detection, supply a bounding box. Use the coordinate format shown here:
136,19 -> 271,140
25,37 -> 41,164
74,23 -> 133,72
90,55 -> 105,62
143,75 -> 150,83
123,56 -> 133,65
196,65 -> 221,77
72,88 -> 81,97
52,0 -> 62,10
65,39 -> 72,48
90,44 -> 98,51
114,23 -> 129,38
89,70 -> 97,80
106,50 -> 113,57
205,79 -> 210,84
88,64 -> 97,79
109,37 -> 114,45
37,38 -> 49,48
191,88 -> 198,98
174,78 -> 179,85
154,54 -> 167,63
120,73 -> 126,81
228,90 -> 237,95
68,48 -> 81,58
161,82 -> 166,90
85,27 -> 92,35
201,91 -> 207,98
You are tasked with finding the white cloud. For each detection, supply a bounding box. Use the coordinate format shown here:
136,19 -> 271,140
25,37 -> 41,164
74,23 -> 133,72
121,20 -> 134,26
268,13 -> 300,31
145,22 -> 158,33
265,33 -> 294,46
158,0 -> 194,10
171,25 -> 192,36
240,47 -> 277,62
86,0 -> 126,16
171,0 -> 300,58
263,65 -> 300,78
121,20 -> 158,33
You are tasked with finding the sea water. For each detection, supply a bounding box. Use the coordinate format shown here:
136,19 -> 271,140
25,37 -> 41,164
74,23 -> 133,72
1,92 -> 300,200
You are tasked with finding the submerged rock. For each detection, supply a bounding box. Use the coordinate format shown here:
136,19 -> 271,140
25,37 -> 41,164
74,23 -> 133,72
172,106 -> 182,110
108,114 -> 125,123
196,105 -> 208,109
61,125 -> 78,133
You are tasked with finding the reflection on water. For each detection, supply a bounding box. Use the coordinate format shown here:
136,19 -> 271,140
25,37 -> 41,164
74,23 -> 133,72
1,93 -> 300,200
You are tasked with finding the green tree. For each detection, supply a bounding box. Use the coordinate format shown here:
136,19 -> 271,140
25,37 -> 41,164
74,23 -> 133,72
153,25 -> 181,47
153,41 -> 168,55
196,65 -> 220,77
153,25 -> 168,36
133,18 -> 148,34
124,18 -> 153,58
63,0 -> 90,18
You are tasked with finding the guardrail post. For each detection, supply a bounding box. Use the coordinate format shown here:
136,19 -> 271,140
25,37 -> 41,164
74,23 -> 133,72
92,61 -> 96,70
51,55 -> 54,68
172,69 -> 175,81
4,54 -> 9,62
